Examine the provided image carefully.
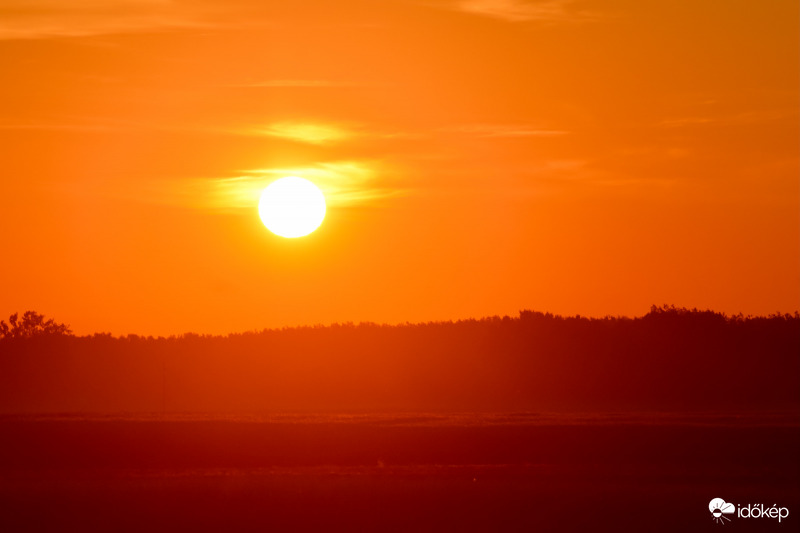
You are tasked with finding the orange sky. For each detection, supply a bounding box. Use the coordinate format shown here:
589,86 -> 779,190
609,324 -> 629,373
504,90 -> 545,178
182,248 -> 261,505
1,0 -> 798,336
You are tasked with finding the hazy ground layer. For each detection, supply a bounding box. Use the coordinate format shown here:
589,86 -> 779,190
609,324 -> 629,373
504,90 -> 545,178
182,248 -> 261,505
0,414 -> 797,532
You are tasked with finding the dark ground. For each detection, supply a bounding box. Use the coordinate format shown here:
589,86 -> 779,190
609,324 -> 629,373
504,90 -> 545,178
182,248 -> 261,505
0,413 -> 797,532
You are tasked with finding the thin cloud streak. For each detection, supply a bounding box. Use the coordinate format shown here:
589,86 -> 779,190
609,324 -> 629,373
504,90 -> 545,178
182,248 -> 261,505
657,109 -> 799,128
252,122 -> 354,145
229,80 -> 356,88
243,162 -> 407,207
0,122 -> 116,132
147,161 -> 407,212
238,121 -> 415,145
0,0 -> 215,40
444,124 -> 569,138
444,0 -> 593,23
658,117 -> 715,127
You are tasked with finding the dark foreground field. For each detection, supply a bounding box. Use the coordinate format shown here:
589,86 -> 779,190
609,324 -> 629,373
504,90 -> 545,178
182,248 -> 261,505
0,413 -> 797,532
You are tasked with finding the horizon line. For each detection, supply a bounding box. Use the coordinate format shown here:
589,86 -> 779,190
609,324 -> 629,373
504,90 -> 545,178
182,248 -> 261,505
2,305 -> 798,341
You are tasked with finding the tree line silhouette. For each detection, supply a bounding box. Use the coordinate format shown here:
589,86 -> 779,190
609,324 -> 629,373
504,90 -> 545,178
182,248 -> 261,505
1,306 -> 797,413
0,311 -> 72,339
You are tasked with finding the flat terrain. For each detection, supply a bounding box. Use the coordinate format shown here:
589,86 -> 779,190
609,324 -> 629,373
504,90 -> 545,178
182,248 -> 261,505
1,413 -> 797,532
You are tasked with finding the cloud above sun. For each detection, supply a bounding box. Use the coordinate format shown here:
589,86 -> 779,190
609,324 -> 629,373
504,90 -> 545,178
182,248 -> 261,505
142,161 -> 406,213
237,162 -> 406,208
254,123 -> 354,145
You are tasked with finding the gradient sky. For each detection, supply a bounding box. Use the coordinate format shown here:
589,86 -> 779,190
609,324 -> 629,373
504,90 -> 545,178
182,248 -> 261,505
1,0 -> 798,335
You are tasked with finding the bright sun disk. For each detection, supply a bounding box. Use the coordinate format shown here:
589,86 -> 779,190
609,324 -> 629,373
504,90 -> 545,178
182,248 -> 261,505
258,176 -> 326,238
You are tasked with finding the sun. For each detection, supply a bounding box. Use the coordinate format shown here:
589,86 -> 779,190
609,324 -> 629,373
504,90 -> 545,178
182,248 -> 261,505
258,177 -> 326,238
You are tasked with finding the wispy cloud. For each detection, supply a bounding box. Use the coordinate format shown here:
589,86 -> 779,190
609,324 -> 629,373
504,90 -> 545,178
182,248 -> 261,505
0,115 -> 156,132
445,124 -> 569,138
239,121 -> 415,145
0,0 -> 213,40
241,162 -> 405,207
542,159 -> 587,171
0,115 -> 414,148
658,108 -> 798,128
154,161 -> 406,212
252,122 -> 354,145
658,117 -> 715,128
0,121 -> 114,132
229,80 -> 355,88
444,0 -> 592,23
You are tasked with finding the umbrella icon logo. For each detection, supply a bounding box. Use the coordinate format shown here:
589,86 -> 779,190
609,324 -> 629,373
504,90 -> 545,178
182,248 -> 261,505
709,498 -> 735,524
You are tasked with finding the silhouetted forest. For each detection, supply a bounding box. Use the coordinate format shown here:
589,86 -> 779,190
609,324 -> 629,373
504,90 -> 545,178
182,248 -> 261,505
1,306 -> 797,413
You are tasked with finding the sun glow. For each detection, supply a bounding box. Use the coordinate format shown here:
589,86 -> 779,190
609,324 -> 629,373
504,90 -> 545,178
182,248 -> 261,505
258,177 -> 326,238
